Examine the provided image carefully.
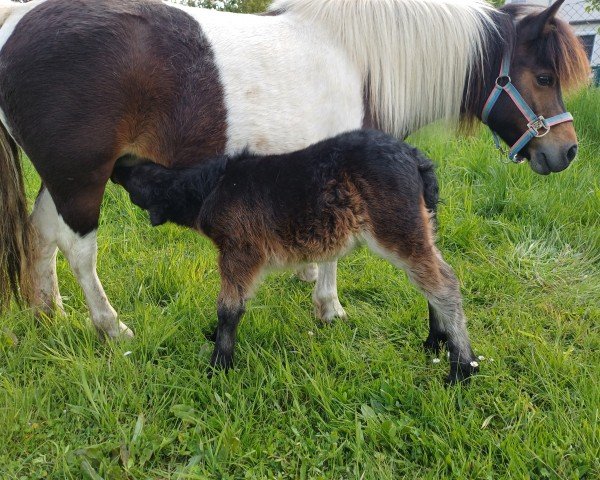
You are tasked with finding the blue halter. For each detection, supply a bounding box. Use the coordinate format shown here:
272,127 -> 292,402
481,51 -> 573,163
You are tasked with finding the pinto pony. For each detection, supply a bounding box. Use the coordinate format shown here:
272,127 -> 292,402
112,130 -> 479,383
0,0 -> 589,339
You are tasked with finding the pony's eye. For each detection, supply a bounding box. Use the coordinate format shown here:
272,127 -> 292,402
536,75 -> 554,87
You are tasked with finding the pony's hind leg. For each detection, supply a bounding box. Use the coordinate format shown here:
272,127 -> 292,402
30,187 -> 63,316
312,260 -> 347,323
56,223 -> 133,339
44,177 -> 133,339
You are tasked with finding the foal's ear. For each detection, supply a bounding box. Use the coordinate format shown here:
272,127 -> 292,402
520,0 -> 565,42
148,206 -> 168,227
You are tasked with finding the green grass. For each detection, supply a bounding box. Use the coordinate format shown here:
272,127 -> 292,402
1,89 -> 599,479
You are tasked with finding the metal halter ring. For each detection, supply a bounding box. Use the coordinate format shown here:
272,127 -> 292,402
527,116 -> 550,137
495,75 -> 511,87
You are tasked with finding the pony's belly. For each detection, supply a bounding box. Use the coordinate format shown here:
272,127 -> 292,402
167,4 -> 364,155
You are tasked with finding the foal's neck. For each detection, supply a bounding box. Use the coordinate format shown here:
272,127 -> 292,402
162,156 -> 227,227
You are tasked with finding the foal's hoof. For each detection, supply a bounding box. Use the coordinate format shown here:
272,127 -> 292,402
209,350 -> 233,374
296,264 -> 318,283
313,297 -> 347,324
204,328 -> 217,343
445,359 -> 480,385
422,335 -> 447,357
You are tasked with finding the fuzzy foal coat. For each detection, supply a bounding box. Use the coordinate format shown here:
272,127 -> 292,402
112,130 -> 478,382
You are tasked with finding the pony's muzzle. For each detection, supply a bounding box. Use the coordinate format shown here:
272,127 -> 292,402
528,141 -> 578,175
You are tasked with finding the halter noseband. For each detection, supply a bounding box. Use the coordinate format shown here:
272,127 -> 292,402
481,51 -> 573,163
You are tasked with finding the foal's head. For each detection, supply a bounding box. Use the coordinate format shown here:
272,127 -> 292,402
112,163 -> 173,226
469,0 -> 590,174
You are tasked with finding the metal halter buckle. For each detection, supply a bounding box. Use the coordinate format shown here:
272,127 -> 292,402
527,116 -> 550,137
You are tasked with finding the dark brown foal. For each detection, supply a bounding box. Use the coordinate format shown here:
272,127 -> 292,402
112,130 -> 479,383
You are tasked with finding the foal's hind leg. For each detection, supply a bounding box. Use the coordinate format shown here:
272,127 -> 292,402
29,187 -> 63,316
409,253 -> 478,383
365,232 -> 477,383
423,303 -> 448,356
296,263 -> 318,283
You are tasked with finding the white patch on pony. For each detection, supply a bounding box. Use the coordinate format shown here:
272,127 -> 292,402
30,188 -> 63,314
270,0 -> 497,137
55,217 -> 133,339
165,3 -> 364,155
312,261 -> 347,323
296,263 -> 318,283
0,0 -> 47,53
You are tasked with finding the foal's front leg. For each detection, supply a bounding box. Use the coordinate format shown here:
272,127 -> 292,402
210,250 -> 263,371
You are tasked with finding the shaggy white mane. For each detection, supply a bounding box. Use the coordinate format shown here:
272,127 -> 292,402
270,0 -> 497,137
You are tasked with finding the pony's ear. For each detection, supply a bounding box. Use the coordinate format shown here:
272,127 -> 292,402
520,0 -> 565,42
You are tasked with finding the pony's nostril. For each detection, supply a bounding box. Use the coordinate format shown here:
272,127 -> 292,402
566,145 -> 578,162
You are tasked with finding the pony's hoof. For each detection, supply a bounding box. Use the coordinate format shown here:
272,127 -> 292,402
445,359 -> 479,385
296,263 -> 318,283
314,297 -> 347,323
118,322 -> 135,339
97,321 -> 134,340
33,299 -> 65,320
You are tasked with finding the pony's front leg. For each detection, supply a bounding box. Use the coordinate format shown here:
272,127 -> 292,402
312,261 -> 347,323
30,188 -> 63,316
296,263 -> 318,282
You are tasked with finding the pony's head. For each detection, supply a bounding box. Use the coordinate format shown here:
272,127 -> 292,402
479,0 -> 590,174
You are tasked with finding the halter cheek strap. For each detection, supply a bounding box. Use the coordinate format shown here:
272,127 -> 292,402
481,51 -> 573,162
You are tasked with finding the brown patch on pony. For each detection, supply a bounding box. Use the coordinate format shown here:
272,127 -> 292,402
0,0 -> 227,235
0,124 -> 36,309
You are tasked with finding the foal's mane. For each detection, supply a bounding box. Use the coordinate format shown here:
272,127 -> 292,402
270,0 -> 590,137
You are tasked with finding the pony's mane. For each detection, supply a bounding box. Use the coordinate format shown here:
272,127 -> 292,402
270,0 -> 498,137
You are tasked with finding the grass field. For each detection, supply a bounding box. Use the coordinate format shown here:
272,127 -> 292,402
1,88 -> 599,479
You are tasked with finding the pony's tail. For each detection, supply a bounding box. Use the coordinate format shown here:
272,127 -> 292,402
0,124 -> 35,310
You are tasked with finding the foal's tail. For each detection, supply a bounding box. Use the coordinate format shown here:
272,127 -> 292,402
414,148 -> 439,215
0,124 -> 35,310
